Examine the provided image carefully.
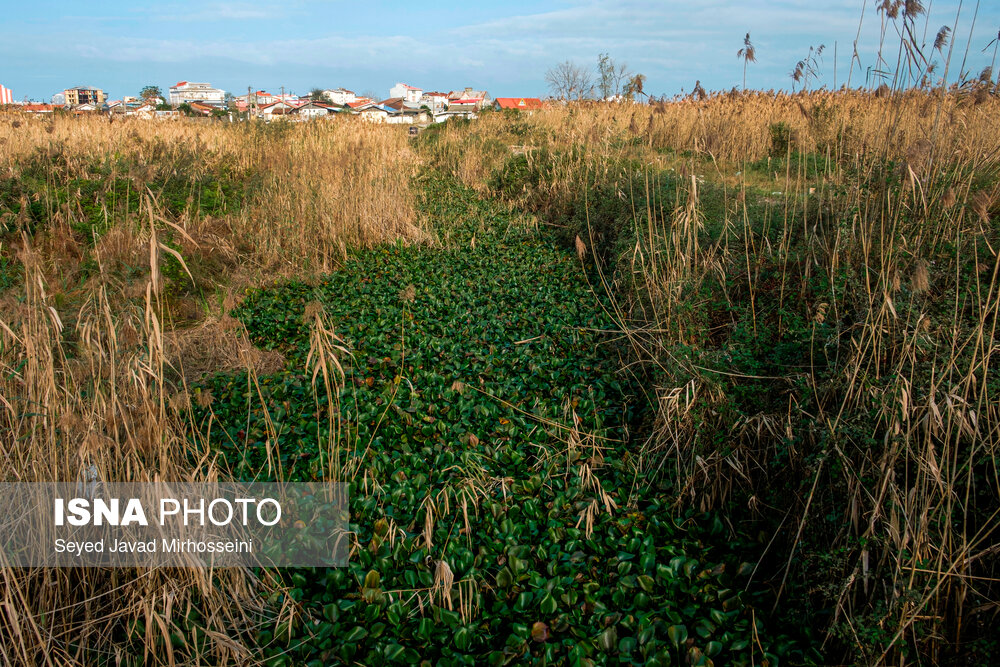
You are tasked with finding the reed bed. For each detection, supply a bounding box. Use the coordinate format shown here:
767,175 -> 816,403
0,114 -> 420,665
420,88 -> 1000,664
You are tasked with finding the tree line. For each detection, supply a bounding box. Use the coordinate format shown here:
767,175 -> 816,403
545,54 -> 646,101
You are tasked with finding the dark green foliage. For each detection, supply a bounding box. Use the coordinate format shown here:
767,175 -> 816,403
767,122 -> 792,157
489,149 -> 645,261
189,173 -> 795,665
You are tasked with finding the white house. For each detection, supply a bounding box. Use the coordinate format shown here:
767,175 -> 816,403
169,81 -> 226,106
433,108 -> 477,123
290,102 -> 333,120
322,88 -> 356,106
389,83 -> 423,104
421,91 -> 449,113
259,100 -> 297,120
359,108 -> 385,123
359,105 -> 399,123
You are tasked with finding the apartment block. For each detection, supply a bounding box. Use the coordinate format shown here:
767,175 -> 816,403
64,86 -> 106,106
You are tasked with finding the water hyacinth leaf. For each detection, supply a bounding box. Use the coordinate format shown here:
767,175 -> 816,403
599,627 -> 618,653
667,624 -> 688,649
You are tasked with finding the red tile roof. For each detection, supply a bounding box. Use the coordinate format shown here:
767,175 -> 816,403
494,97 -> 544,110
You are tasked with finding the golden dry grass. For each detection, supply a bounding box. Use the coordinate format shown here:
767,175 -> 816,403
421,88 -> 1000,663
430,88 -> 1000,202
0,114 -> 420,665
1,88 -> 998,663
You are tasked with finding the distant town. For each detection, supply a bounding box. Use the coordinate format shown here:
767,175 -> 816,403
0,81 -> 547,123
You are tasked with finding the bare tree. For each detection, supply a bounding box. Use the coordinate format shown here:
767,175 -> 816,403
737,32 -> 757,91
597,53 -> 631,99
545,61 -> 594,100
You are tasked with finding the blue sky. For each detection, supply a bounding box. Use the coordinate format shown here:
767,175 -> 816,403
1,1 -> 998,101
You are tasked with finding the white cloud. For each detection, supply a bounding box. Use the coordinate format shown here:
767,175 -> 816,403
6,0 -> 999,97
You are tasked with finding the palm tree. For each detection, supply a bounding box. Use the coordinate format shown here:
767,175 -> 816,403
737,33 -> 757,91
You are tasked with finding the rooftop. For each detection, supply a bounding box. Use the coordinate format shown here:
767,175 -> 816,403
494,97 -> 545,110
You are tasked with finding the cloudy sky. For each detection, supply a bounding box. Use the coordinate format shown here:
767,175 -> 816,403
2,0 -> 998,101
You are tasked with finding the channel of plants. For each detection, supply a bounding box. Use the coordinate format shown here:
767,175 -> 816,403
418,116 -> 1000,665
169,172 -> 800,666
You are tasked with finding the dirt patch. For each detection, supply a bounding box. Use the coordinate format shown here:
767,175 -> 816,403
165,314 -> 285,384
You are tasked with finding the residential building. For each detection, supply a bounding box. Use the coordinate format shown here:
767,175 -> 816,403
290,101 -> 334,120
169,81 -> 226,106
258,100 -> 298,120
389,83 -> 423,104
378,97 -> 405,111
321,88 -> 356,105
0,85 -> 12,105
370,106 -> 427,124
402,108 -> 431,124
234,90 -> 276,107
447,88 -> 491,110
421,91 -> 448,113
358,105 -> 396,123
64,86 -> 106,107
494,97 -> 545,112
434,107 -> 478,123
